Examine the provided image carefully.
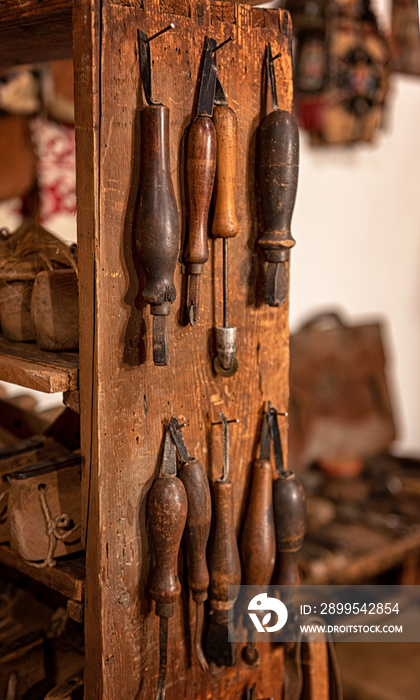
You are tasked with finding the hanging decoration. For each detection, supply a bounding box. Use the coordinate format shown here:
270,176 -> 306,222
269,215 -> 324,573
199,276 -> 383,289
284,0 -> 392,145
391,0 -> 420,75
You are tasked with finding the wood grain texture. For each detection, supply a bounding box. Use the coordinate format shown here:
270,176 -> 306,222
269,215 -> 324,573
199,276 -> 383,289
0,0 -> 72,68
75,0 -> 294,696
0,544 -> 85,601
0,335 -> 78,393
31,269 -> 79,351
0,281 -> 35,342
7,458 -> 82,561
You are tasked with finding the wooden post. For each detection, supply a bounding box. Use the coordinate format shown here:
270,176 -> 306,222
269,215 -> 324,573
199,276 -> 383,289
74,0 -> 294,696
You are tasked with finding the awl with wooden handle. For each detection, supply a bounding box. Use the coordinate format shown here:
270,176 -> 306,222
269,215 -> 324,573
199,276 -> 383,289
256,43 -> 299,307
169,417 -> 211,672
240,412 -> 275,665
184,36 -> 217,326
135,26 -> 180,365
205,411 -> 241,667
148,427 -> 187,700
212,73 -> 239,376
268,403 -> 306,700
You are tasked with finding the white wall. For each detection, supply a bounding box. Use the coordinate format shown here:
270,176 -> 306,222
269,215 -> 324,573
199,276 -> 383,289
289,7 -> 420,453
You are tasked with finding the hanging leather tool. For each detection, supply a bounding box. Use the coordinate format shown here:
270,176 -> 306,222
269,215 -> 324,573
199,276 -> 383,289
135,25 -> 180,366
205,411 -> 241,667
148,426 -> 188,700
256,42 -> 299,307
184,36 -> 217,326
268,402 -> 306,700
212,69 -> 239,377
168,417 -> 211,672
240,412 -> 275,665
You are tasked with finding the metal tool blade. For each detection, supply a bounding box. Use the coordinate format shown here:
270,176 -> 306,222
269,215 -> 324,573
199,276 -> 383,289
161,428 -> 177,476
214,75 -> 228,106
138,29 -> 157,106
259,413 -> 271,462
155,616 -> 168,700
196,36 -> 218,117
219,411 -> 230,481
153,316 -> 169,366
266,42 -> 279,111
187,274 -> 200,326
265,262 -> 287,307
267,402 -> 285,476
168,417 -> 193,464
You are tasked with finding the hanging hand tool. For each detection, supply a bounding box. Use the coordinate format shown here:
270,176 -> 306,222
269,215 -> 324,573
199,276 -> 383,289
184,36 -> 218,326
212,72 -> 239,376
148,427 -> 188,700
240,412 -> 276,665
168,417 -> 211,672
205,411 -> 241,667
256,43 -> 299,307
135,25 -> 180,365
268,402 -> 306,700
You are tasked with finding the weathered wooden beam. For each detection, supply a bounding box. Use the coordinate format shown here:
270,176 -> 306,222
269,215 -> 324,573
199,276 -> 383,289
0,0 -> 73,68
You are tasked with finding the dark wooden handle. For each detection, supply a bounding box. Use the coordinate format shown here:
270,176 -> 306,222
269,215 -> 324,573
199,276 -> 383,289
208,480 -> 241,614
148,475 -> 188,616
256,109 -> 299,263
135,105 -> 180,312
179,459 -> 211,603
272,472 -> 306,588
212,104 -> 238,239
184,115 -> 216,272
240,459 -> 275,586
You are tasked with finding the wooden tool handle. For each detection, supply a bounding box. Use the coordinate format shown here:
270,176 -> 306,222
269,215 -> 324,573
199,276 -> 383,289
148,475 -> 188,617
208,479 -> 241,615
212,104 -> 238,239
179,459 -> 211,603
256,109 -> 299,263
135,104 -> 180,312
272,472 -> 306,588
240,459 -> 275,585
184,115 -> 216,272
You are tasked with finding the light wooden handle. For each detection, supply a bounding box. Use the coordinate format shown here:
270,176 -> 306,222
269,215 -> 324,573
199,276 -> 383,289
212,104 -> 238,239
185,115 -> 216,271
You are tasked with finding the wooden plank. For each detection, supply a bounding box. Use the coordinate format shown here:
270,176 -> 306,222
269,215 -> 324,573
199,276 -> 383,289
72,0 -> 102,694
0,544 -> 85,602
78,0 -> 294,696
0,0 -> 73,68
0,335 -> 78,393
304,527 -> 420,585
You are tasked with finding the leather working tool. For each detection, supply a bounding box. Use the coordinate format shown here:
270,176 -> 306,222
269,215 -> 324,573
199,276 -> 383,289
148,426 -> 187,700
136,25 -> 180,365
212,70 -> 239,376
184,36 -> 218,326
169,417 -> 211,671
240,411 -> 275,665
204,411 -> 241,666
268,402 -> 306,700
256,43 -> 299,307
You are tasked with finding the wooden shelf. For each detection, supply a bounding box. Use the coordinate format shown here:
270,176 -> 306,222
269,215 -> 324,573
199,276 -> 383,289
0,544 -> 85,602
0,0 -> 73,68
0,335 -> 78,394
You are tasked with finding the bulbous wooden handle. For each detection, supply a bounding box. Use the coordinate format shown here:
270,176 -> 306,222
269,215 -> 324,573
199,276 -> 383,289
184,116 -> 216,272
256,109 -> 299,263
135,104 -> 180,311
208,479 -> 241,613
179,459 -> 211,603
240,459 -> 275,586
212,104 -> 239,239
272,472 -> 306,588
148,475 -> 188,615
